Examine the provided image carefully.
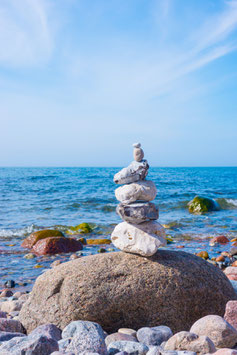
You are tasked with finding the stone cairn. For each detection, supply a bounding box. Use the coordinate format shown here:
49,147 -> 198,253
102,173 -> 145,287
111,143 -> 166,256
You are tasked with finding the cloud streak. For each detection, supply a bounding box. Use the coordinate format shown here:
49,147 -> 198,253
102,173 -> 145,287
0,0 -> 53,67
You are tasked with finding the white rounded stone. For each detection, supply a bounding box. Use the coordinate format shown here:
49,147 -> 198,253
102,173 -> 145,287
115,180 -> 157,204
111,221 -> 166,257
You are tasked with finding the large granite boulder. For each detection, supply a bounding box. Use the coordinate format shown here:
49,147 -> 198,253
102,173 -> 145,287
19,250 -> 237,334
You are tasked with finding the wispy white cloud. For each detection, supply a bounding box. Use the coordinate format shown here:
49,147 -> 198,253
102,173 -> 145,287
0,0 -> 53,67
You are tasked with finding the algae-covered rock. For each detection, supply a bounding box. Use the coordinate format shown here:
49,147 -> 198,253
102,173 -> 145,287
188,196 -> 220,214
21,230 -> 64,249
67,223 -> 93,234
87,239 -> 111,245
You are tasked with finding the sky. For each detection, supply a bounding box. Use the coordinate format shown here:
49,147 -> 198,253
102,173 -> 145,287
0,0 -> 237,167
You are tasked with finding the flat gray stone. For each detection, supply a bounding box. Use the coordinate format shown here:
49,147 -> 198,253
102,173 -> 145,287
62,320 -> 107,355
116,202 -> 159,224
137,326 -> 173,346
0,334 -> 59,354
114,160 -> 149,184
29,323 -> 62,341
0,331 -> 26,342
108,340 -> 149,354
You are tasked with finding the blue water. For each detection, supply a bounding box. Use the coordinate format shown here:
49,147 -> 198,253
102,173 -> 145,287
0,167 -> 237,290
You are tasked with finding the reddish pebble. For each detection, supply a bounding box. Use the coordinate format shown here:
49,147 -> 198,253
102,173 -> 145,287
232,261 -> 237,267
224,301 -> 237,330
212,349 -> 237,355
210,236 -> 229,245
176,245 -> 184,249
216,256 -> 225,262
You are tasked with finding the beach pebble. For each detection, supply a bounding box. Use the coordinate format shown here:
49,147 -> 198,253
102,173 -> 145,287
118,328 -> 137,337
0,331 -> 26,342
137,325 -> 173,346
24,253 -> 36,259
13,292 -> 25,299
0,289 -> 13,298
29,323 -> 62,341
62,320 -> 107,355
0,311 -> 7,318
113,160 -> 149,185
0,333 -> 58,354
70,254 -> 78,260
196,251 -> 209,260
209,349 -> 237,355
224,267 -> 237,281
0,318 -> 25,333
51,260 -> 62,268
116,202 -> 158,224
105,332 -> 137,346
51,352 -> 75,355
115,180 -> 157,204
0,299 -> 24,313
108,340 -> 149,354
190,315 -> 237,348
164,331 -> 216,355
4,280 -> 15,288
224,301 -> 237,330
111,221 -> 166,256
210,236 -> 229,245
58,337 -> 71,351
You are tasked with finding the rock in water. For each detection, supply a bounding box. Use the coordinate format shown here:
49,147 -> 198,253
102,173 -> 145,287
21,229 -> 65,249
188,196 -> 220,214
32,237 -> 83,255
115,180 -> 157,204
111,221 -> 166,256
116,202 -> 158,224
19,250 -> 237,333
113,160 -> 149,184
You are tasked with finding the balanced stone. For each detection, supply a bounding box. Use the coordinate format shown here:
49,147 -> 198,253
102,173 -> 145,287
114,160 -> 149,185
115,180 -> 157,204
111,221 -> 166,256
133,143 -> 144,162
116,202 -> 158,224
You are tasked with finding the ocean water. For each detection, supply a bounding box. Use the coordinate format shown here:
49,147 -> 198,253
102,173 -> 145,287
0,167 -> 237,289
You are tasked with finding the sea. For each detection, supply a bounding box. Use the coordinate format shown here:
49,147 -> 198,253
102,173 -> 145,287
0,167 -> 237,290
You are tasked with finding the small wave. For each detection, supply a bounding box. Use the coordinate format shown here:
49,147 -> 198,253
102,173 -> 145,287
0,224 -> 37,238
217,198 -> 237,209
29,175 -> 56,181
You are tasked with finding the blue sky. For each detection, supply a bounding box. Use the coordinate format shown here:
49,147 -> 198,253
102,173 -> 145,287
0,0 -> 237,167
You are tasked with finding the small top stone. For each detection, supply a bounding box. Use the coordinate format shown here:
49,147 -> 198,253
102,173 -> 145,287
133,143 -> 144,162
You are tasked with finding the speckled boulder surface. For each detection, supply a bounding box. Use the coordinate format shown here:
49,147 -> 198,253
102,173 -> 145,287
19,250 -> 237,333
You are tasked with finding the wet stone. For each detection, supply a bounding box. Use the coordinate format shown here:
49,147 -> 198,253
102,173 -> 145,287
116,202 -> 159,224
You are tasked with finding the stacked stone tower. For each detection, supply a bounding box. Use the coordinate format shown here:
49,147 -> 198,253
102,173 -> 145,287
111,143 -> 166,256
